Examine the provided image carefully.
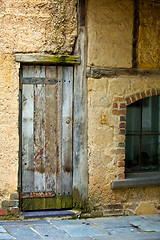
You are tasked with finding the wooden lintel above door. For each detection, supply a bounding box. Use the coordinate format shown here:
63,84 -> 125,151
15,54 -> 81,65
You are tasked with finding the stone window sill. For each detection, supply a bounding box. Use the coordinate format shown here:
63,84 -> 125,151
111,172 -> 160,189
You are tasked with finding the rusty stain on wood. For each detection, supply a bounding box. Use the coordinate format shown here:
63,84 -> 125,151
22,191 -> 56,198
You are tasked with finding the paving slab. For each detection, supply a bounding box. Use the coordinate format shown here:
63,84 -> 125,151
68,238 -> 92,240
106,226 -> 140,235
128,218 -> 160,232
0,215 -> 159,240
49,219 -> 91,226
0,226 -> 7,233
142,215 -> 160,222
4,225 -> 42,240
0,233 -> 15,240
93,232 -> 160,240
31,224 -> 71,239
88,216 -> 142,229
0,220 -> 49,226
50,219 -> 109,237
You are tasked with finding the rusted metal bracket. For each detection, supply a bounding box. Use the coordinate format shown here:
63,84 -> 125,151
22,77 -> 58,84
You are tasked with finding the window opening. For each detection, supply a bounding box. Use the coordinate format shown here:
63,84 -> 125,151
125,95 -> 160,173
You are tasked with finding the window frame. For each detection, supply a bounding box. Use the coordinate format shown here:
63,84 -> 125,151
111,91 -> 160,189
125,97 -> 160,173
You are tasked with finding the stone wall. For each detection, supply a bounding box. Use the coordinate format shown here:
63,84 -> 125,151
0,0 -> 77,207
87,75 -> 160,215
87,0 -> 134,68
138,0 -> 160,69
87,0 -> 160,215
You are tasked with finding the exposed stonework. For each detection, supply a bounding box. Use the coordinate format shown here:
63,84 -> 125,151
87,0 -> 160,215
88,75 -> 160,213
0,0 -> 77,54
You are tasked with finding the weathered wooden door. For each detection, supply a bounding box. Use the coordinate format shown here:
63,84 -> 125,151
20,65 -> 73,211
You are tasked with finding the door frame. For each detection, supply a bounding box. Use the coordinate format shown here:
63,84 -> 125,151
16,54 -> 88,210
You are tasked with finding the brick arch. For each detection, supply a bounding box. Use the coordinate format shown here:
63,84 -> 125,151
112,88 -> 160,180
125,88 -> 160,106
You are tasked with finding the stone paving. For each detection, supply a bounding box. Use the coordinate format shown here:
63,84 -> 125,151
0,215 -> 159,239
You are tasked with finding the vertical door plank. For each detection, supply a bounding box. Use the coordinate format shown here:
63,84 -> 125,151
45,66 -> 58,209
56,66 -> 63,209
32,66 -> 46,198
34,84 -> 46,193
22,66 -> 29,77
61,66 -> 73,208
22,85 -> 34,193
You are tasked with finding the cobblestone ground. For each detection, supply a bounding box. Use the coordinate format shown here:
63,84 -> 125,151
0,215 -> 159,239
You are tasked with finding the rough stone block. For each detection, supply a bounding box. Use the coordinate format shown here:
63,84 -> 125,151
1,201 -> 9,209
135,202 -> 156,215
10,193 -> 19,200
90,211 -> 103,218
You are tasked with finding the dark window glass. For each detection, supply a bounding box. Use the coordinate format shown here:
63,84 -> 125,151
125,96 -> 160,173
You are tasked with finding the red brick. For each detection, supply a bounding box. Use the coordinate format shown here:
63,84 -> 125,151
157,88 -> 160,95
113,103 -> 118,108
146,89 -> 151,97
119,123 -> 126,128
120,116 -> 126,122
118,173 -> 125,179
125,97 -> 131,105
120,103 -> 126,109
0,209 -> 7,215
151,88 -> 156,96
119,129 -> 126,135
136,93 -> 141,100
112,109 -> 126,116
141,91 -> 146,98
118,161 -> 125,167
118,167 -> 125,173
118,135 -> 126,142
131,94 -> 136,103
